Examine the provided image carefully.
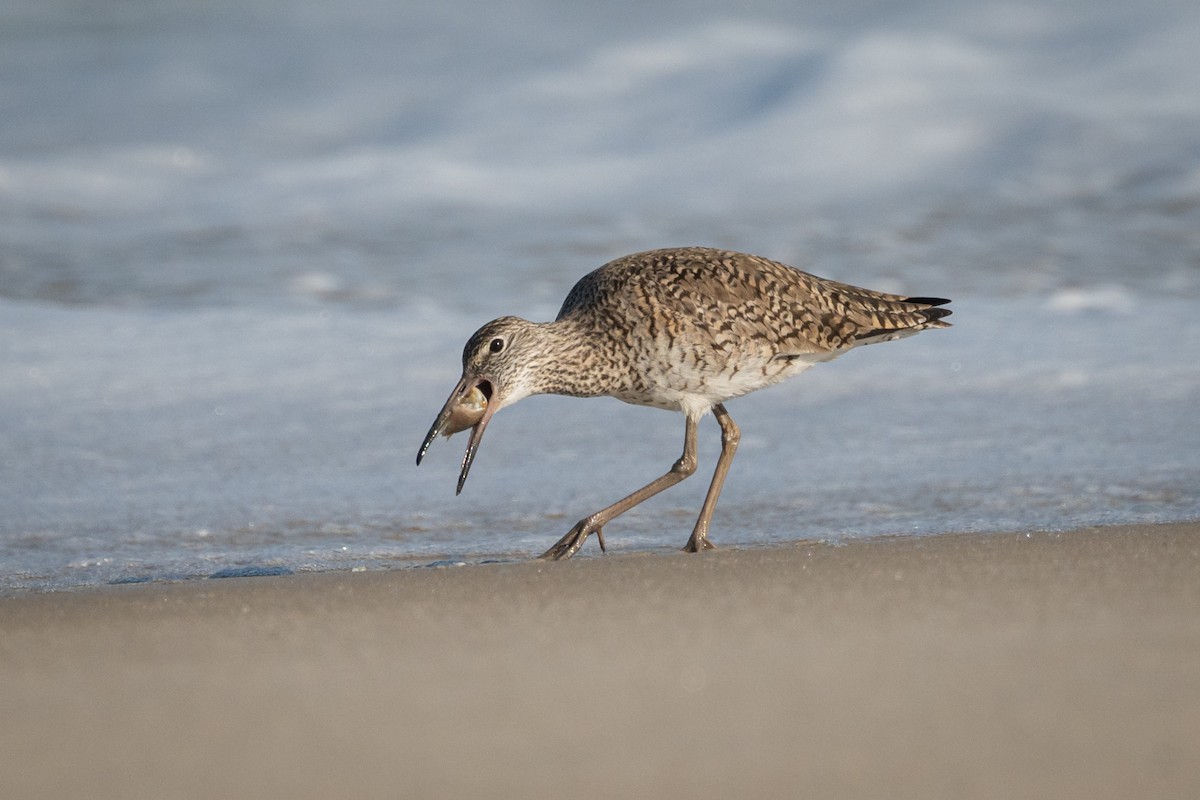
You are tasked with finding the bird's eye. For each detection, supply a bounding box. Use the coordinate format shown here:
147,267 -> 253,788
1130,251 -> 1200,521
489,337 -> 505,353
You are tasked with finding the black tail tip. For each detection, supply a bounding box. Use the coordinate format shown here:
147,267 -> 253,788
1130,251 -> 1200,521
925,306 -> 952,323
905,296 -> 951,307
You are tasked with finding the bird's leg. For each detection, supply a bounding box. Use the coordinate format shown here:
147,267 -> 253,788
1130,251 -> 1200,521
539,413 -> 700,560
683,403 -> 739,553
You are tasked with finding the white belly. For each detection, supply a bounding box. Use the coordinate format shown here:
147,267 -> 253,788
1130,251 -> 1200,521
616,350 -> 825,415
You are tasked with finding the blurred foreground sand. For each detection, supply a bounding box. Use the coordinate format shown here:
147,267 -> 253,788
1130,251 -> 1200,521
2,523 -> 1198,799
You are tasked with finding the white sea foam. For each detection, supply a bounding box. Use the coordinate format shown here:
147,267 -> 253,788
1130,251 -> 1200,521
1,0 -> 1198,590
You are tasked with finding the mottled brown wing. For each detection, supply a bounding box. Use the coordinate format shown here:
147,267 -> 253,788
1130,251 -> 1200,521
557,247 -> 950,358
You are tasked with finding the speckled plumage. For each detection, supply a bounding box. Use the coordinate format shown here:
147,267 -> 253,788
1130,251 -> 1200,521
418,247 -> 951,559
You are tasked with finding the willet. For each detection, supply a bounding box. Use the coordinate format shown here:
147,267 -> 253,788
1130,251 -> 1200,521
417,247 -> 951,560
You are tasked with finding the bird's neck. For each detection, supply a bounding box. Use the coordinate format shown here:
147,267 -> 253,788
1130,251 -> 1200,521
527,317 -> 614,399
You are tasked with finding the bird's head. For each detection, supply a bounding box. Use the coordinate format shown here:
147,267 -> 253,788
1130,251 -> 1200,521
416,316 -> 544,493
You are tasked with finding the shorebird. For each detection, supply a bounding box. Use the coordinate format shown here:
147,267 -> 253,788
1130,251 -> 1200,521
417,247 -> 951,560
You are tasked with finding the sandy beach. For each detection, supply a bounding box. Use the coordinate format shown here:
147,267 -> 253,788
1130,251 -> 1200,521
2,522 -> 1198,799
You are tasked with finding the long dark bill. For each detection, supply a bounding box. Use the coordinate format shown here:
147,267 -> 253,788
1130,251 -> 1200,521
416,376 -> 470,465
415,376 -> 498,495
454,396 -> 497,494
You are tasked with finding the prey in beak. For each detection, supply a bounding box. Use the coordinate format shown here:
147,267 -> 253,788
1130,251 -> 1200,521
416,376 -> 497,494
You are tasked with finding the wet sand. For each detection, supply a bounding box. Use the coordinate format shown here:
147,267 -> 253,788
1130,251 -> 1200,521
2,523 -> 1199,799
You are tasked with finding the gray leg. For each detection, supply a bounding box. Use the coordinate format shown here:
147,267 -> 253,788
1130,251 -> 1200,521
683,403 -> 739,553
539,412 -> 700,560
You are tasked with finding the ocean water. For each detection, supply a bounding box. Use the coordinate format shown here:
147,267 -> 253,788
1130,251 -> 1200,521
2,0 -> 1199,592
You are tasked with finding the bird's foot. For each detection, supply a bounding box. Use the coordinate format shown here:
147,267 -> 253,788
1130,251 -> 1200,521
539,518 -> 605,561
682,533 -> 716,553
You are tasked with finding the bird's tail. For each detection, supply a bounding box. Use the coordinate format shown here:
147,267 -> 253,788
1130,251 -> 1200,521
848,294 -> 952,346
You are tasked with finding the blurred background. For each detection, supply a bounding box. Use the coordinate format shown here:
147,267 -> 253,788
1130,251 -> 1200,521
2,0 -> 1198,590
